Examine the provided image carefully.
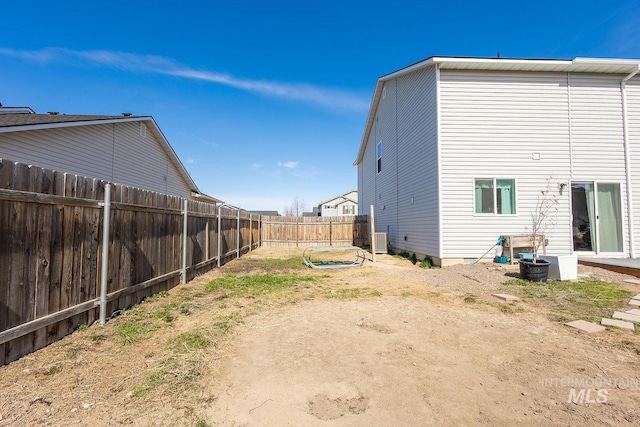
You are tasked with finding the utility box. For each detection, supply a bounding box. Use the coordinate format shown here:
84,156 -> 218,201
539,255 -> 578,280
374,232 -> 388,254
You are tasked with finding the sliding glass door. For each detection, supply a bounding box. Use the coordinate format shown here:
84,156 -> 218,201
571,182 -> 623,253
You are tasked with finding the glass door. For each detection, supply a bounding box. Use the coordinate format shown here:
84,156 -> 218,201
572,183 -> 595,252
597,183 -> 623,252
571,182 -> 623,253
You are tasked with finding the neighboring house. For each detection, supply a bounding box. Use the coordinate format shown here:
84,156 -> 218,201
250,210 -> 280,217
354,56 -> 640,266
317,190 -> 358,216
0,106 -> 220,203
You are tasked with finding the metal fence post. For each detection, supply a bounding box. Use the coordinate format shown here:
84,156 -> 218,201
99,183 -> 112,325
217,207 -> 222,268
205,219 -> 210,260
182,199 -> 188,283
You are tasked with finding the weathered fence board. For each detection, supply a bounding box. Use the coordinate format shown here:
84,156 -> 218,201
261,215 -> 367,247
0,158 -> 260,366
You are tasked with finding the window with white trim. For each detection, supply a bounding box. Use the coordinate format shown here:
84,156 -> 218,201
376,141 -> 382,173
474,178 -> 516,214
343,205 -> 354,215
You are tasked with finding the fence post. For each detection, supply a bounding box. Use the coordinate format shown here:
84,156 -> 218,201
329,218 -> 332,246
99,183 -> 111,325
237,209 -> 241,258
258,216 -> 261,247
370,205 -> 376,263
217,207 -> 222,268
182,199 -> 188,283
249,213 -> 253,251
205,219 -> 210,260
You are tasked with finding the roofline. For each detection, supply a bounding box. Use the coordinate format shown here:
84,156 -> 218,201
0,116 -> 150,133
191,191 -> 223,205
354,56 -> 640,165
317,189 -> 358,206
0,114 -> 202,194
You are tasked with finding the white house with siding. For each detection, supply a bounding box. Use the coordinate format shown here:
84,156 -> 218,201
354,56 -> 640,266
0,107 -> 220,203
317,190 -> 358,217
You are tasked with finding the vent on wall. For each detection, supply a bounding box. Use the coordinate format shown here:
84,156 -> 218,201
139,123 -> 147,137
374,232 -> 388,254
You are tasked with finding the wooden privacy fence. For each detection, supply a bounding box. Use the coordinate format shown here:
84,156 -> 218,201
261,215 -> 368,247
0,159 -> 260,366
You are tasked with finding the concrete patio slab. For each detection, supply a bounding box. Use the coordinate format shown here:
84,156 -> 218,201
612,311 -> 640,322
601,318 -> 635,330
564,320 -> 606,333
492,293 -> 521,301
626,309 -> 640,316
629,299 -> 640,307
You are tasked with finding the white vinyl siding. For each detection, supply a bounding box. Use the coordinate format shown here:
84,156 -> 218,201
395,65 -> 439,256
570,74 -> 629,254
373,81 -> 399,242
0,121 -> 192,197
358,125 -> 377,220
569,74 -> 626,181
439,70 -> 572,258
626,77 -> 640,256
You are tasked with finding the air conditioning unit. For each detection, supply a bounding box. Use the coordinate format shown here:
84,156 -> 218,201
374,232 -> 388,254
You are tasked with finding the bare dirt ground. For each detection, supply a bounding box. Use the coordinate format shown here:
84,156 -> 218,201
2,247 -> 640,426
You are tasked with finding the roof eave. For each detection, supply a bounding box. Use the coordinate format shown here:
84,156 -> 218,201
354,56 -> 640,166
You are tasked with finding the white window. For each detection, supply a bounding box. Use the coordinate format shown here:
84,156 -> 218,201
376,142 -> 382,173
474,178 -> 516,215
343,205 -> 354,215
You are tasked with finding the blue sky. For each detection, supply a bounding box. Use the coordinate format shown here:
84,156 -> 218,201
2,0 -> 640,212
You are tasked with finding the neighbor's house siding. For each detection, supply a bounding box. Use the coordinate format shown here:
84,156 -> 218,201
0,121 -> 192,198
625,78 -> 640,256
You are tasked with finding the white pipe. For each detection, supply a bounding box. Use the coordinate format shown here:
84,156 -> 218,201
99,184 -> 111,325
182,199 -> 188,283
621,65 -> 640,258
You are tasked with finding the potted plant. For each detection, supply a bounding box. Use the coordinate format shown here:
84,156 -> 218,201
520,178 -> 559,282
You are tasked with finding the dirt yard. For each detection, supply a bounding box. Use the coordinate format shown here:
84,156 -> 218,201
2,248 -> 640,426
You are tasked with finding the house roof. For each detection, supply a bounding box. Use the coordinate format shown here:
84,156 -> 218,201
0,109 -> 222,204
318,189 -> 357,207
354,56 -> 640,165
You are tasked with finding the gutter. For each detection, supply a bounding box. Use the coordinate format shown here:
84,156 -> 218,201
621,64 -> 640,258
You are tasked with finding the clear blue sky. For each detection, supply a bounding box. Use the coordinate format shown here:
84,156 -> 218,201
2,0 -> 640,212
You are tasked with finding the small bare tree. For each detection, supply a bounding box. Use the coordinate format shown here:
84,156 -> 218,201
527,177 -> 559,260
283,195 -> 307,217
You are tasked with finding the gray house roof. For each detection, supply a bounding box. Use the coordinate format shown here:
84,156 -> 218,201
0,108 -> 221,204
354,56 -> 640,165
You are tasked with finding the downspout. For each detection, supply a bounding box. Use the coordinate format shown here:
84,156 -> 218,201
621,65 -> 640,258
